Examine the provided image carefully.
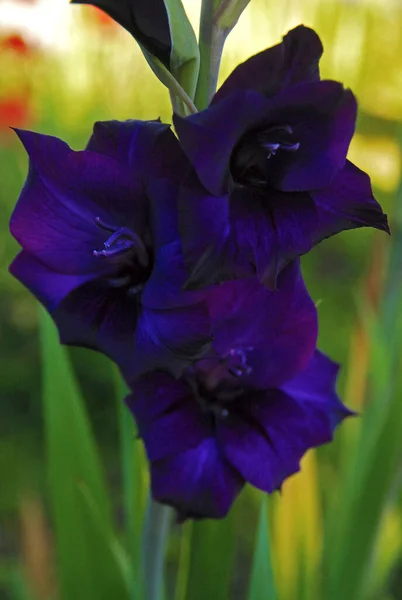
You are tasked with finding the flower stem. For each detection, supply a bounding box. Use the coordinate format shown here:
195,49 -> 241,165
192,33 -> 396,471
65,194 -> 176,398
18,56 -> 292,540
195,0 -> 252,110
215,0 -> 252,29
162,68 -> 198,115
195,0 -> 227,110
143,497 -> 172,600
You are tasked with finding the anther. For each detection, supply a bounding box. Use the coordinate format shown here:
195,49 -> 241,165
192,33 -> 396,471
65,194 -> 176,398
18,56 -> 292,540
93,217 -> 149,267
226,347 -> 253,378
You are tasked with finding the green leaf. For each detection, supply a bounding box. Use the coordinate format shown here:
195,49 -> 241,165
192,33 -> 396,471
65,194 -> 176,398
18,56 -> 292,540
115,369 -> 148,599
78,482 -> 133,596
325,279 -> 402,599
40,310 -> 132,600
139,1 -> 199,102
215,0 -> 252,31
326,366 -> 402,599
8,569 -> 35,600
182,511 -> 236,600
164,0 -> 200,98
248,496 -> 277,600
174,521 -> 193,600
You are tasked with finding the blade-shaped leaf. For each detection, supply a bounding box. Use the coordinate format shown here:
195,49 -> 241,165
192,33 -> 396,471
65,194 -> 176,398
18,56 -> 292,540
248,495 -> 277,600
182,510 -> 236,600
40,309 -> 132,600
325,287 -> 402,600
115,370 -> 148,599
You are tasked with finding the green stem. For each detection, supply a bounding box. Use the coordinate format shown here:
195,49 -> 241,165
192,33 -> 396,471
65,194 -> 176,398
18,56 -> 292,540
195,0 -> 227,110
215,0 -> 252,28
153,59 -> 197,116
195,0 -> 252,110
169,90 -> 187,118
143,498 -> 172,600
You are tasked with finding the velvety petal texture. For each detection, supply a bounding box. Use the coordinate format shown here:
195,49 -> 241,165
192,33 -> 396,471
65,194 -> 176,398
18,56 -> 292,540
9,123 -> 212,378
127,346 -> 351,519
174,90 -> 270,196
313,160 -> 390,240
175,82 -> 356,196
127,372 -> 244,519
174,26 -> 388,290
212,25 -> 323,103
9,23 -> 376,523
228,186 -> 318,287
86,119 -> 188,184
203,261 -> 318,389
10,130 -> 143,276
125,263 -> 350,519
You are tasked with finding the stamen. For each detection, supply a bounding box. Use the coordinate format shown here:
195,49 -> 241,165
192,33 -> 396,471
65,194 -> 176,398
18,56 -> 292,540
261,142 -> 280,158
226,347 -> 253,377
278,140 -> 300,152
257,125 -> 300,158
93,239 -> 136,258
231,124 -> 300,187
94,216 -> 117,232
93,217 -> 149,267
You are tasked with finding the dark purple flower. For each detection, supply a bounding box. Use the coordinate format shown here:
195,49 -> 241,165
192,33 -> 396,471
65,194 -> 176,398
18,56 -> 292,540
71,0 -> 171,68
126,261 -> 352,519
9,121 -> 212,378
173,25 -> 389,288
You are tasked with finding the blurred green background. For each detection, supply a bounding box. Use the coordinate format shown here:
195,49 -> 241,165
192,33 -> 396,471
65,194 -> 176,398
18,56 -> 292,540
1,0 -> 402,599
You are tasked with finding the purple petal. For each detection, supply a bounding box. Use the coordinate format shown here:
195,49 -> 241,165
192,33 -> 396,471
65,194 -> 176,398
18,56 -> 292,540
146,178 -> 181,251
142,240 -> 205,309
213,25 -> 323,103
51,278 -> 140,372
174,90 -> 270,195
281,349 -> 355,436
127,373 -> 210,462
126,371 -> 191,426
86,119 -> 167,164
312,160 -> 390,240
15,253 -> 211,378
86,120 -> 186,183
177,174 -> 244,289
9,251 -> 96,311
218,396 -> 302,493
144,178 -> 224,307
151,438 -> 244,520
10,130 -> 148,273
205,261 -> 318,388
10,252 -> 143,374
127,372 -> 244,519
219,351 -> 351,493
229,186 -> 318,287
10,158 -> 105,275
261,81 -> 357,192
174,81 -> 356,197
56,290 -> 211,379
132,300 -> 212,378
177,165 -> 318,292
